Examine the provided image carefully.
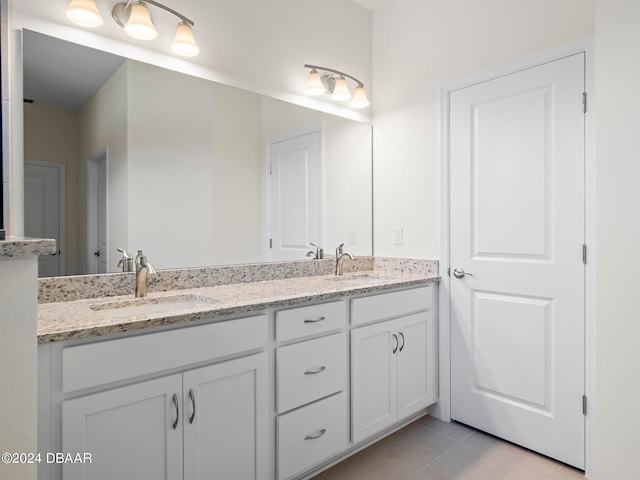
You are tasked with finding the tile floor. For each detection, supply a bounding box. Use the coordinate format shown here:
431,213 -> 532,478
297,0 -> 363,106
312,416 -> 586,480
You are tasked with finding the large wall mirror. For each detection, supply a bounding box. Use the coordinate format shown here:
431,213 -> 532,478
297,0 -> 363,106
22,30 -> 372,277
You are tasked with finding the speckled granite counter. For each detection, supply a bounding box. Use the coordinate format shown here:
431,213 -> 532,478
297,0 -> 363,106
37,259 -> 439,344
0,236 -> 56,259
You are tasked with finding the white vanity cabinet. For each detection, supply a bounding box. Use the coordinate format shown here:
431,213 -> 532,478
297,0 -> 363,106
42,315 -> 269,480
350,286 -> 437,443
274,301 -> 348,480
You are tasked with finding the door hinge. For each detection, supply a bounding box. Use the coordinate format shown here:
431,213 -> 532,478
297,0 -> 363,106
582,244 -> 587,265
268,164 -> 272,175
582,394 -> 587,415
269,238 -> 273,249
582,92 -> 587,113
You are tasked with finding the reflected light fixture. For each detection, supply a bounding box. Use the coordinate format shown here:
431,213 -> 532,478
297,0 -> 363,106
304,64 -> 370,109
65,0 -> 200,57
65,0 -> 104,27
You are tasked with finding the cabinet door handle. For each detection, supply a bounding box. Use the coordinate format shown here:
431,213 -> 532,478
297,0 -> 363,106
304,316 -> 326,323
171,393 -> 179,430
188,388 -> 196,424
399,331 -> 405,352
304,366 -> 326,375
304,428 -> 326,440
392,332 -> 399,354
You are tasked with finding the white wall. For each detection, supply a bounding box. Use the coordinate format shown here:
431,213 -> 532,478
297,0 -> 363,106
371,0 -> 594,258
593,0 -> 640,477
0,257 -> 38,480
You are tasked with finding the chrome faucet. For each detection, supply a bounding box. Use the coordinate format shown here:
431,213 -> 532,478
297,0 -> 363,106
134,250 -> 157,297
306,242 -> 323,260
117,248 -> 134,272
335,243 -> 354,276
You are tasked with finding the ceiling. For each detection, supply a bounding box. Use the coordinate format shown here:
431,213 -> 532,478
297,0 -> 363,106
23,31 -> 125,112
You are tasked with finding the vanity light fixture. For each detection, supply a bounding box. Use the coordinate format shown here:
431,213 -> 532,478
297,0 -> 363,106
64,0 -> 200,57
304,64 -> 370,109
65,0 -> 104,27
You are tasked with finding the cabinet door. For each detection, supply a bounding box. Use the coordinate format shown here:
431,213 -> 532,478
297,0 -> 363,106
183,352 -> 269,480
397,311 -> 435,419
351,320 -> 397,443
62,374 -> 183,480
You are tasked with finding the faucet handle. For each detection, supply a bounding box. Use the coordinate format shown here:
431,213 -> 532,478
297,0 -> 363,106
336,243 -> 344,258
135,250 -> 156,274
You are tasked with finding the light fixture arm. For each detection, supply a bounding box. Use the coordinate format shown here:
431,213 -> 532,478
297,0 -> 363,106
304,64 -> 364,87
113,0 -> 194,28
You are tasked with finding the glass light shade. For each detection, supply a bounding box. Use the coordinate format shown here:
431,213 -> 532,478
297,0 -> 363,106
171,22 -> 200,57
124,3 -> 158,40
331,76 -> 351,101
350,85 -> 370,108
65,0 -> 103,27
305,69 -> 325,96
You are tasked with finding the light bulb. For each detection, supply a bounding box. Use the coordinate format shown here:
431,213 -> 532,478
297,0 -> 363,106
305,69 -> 325,96
350,85 -> 370,108
171,22 -> 200,57
331,76 -> 351,102
124,2 -> 158,40
65,0 -> 103,28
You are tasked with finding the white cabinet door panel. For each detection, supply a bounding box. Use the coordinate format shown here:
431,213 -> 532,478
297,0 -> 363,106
183,353 -> 269,480
62,374 -> 183,480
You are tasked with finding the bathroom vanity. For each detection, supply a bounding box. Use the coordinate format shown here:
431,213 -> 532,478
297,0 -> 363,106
37,259 -> 439,480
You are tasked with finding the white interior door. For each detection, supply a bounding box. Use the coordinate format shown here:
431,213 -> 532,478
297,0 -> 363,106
268,131 -> 322,261
87,151 -> 108,273
24,160 -> 63,277
450,53 -> 585,468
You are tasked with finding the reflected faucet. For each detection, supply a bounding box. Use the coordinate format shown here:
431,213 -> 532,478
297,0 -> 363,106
134,250 -> 157,297
335,243 -> 354,276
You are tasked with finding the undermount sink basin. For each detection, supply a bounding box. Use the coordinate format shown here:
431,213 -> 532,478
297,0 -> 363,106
90,294 -> 219,317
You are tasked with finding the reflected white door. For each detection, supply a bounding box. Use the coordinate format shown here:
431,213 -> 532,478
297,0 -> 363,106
450,54 -> 585,468
24,160 -> 63,277
268,131 -> 322,261
87,151 -> 108,274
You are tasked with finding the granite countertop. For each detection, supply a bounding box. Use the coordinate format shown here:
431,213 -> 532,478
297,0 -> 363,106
37,270 -> 439,344
0,236 -> 56,259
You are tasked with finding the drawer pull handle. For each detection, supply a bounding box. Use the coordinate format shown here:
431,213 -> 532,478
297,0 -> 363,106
399,331 -> 405,352
188,388 -> 196,424
392,332 -> 399,354
171,393 -> 179,430
304,316 -> 326,323
304,366 -> 326,375
304,428 -> 326,440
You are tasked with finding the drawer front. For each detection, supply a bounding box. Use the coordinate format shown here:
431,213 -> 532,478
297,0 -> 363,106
278,392 -> 347,480
351,286 -> 433,326
276,301 -> 346,342
276,333 -> 346,414
63,315 -> 268,393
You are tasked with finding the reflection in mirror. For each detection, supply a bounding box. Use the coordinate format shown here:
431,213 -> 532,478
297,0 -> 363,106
23,30 -> 372,277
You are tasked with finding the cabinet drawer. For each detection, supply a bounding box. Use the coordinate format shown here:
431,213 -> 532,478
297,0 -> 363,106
63,315 -> 268,393
276,301 -> 346,342
277,392 -> 347,480
351,286 -> 433,326
276,333 -> 346,414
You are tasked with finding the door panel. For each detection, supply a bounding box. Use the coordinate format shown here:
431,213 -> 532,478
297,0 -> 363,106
24,161 -> 61,276
62,374 -> 183,480
183,353 -> 268,480
269,131 -> 321,260
450,53 -> 585,468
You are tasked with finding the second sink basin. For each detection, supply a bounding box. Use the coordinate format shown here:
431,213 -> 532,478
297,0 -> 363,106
90,294 -> 219,318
